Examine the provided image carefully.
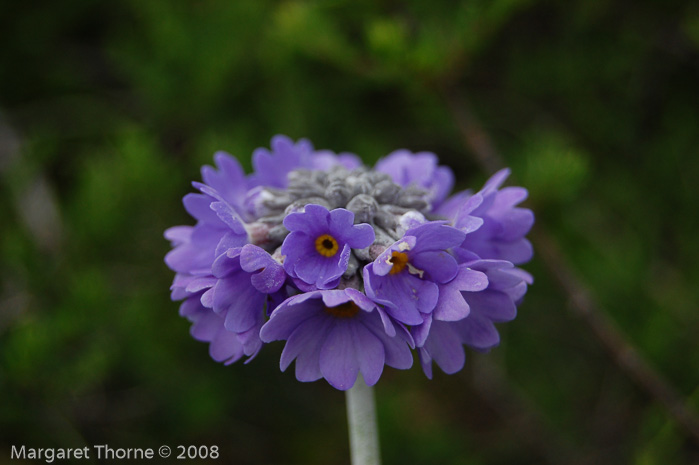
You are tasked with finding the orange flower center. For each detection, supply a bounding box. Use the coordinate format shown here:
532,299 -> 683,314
324,301 -> 360,319
388,251 -> 409,275
315,234 -> 339,257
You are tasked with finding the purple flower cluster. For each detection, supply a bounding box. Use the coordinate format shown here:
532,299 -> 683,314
165,135 -> 533,390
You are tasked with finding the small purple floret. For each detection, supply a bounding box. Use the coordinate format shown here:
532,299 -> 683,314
375,150 -> 455,208
457,169 -> 535,265
364,222 -> 465,325
281,204 -> 374,289
418,259 -> 532,378
260,289 -> 413,390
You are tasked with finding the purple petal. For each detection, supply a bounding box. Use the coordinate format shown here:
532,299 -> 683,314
423,320 -> 466,374
312,150 -> 362,171
328,207 -> 355,232
293,245 -> 348,289
200,151 -> 248,209
215,231 -> 248,258
411,251 -> 458,284
411,313 -> 433,347
211,247 -> 243,278
431,166 -> 455,207
418,348 -> 434,380
213,276 -> 265,333
240,244 -> 285,293
251,135 -> 314,188
281,316 -> 332,382
189,306 -> 221,341
434,190 -> 472,219
466,289 -> 517,322
210,201 -> 246,235
320,322 -> 359,390
409,222 -> 466,253
260,298 -> 323,341
183,193 -> 219,224
185,276 -> 217,294
364,268 -> 436,325
371,236 -> 417,276
283,203 -> 330,236
209,328 -> 245,365
351,323 -> 385,386
164,226 -> 192,245
455,313 -> 500,349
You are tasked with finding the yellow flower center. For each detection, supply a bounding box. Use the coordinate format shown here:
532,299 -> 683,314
388,251 -> 409,275
315,234 -> 339,257
324,301 -> 360,319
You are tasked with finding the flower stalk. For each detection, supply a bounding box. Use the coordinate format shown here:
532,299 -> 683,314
346,375 -> 381,465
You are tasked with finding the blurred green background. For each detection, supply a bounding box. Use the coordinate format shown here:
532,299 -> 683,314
1,0 -> 698,464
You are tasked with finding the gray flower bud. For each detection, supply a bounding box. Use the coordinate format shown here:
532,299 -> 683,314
346,194 -> 378,224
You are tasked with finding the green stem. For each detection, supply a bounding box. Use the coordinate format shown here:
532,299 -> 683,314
345,375 -> 381,465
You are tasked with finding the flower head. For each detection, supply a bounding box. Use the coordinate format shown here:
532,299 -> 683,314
165,135 -> 534,388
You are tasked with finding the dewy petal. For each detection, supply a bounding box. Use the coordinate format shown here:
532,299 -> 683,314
210,201 -> 246,235
240,244 -> 285,293
250,268 -> 286,294
320,322 -> 359,390
215,231 -> 248,258
239,243 -> 276,271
